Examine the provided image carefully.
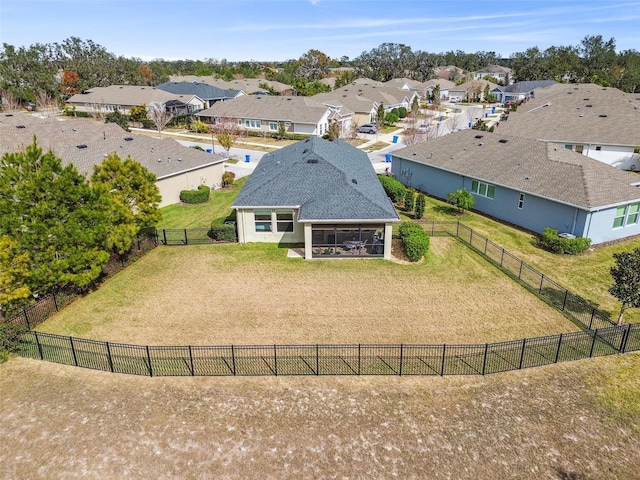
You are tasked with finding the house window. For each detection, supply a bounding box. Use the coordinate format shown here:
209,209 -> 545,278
237,119 -> 243,126
595,146 -> 602,151
245,119 -> 261,129
471,179 -> 495,199
613,203 -> 640,228
269,122 -> 278,131
254,210 -> 272,232
276,211 -> 294,233
564,144 -> 573,150
575,145 -> 584,154
518,193 -> 525,209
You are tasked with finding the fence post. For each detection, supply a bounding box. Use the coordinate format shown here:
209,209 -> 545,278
70,336 -> 78,366
554,334 -> 563,363
105,342 -> 114,372
273,344 -> 278,376
620,325 -> 631,353
518,338 -> 526,370
440,344 -> 446,376
482,343 -> 488,375
35,332 -> 44,360
562,290 -> 568,311
456,222 -> 460,238
500,248 -> 505,267
184,229 -> 188,245
470,229 -> 473,246
484,237 -> 488,255
358,344 -> 361,375
518,261 -> 523,280
399,344 -> 403,376
146,346 -> 153,376
589,329 -> 598,357
53,292 -> 59,312
162,229 -> 167,245
231,345 -> 236,376
589,308 -> 595,330
539,274 -> 544,294
23,309 -> 31,330
316,344 -> 319,375
188,345 -> 195,376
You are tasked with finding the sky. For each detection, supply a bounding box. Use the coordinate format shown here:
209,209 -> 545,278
1,0 -> 640,62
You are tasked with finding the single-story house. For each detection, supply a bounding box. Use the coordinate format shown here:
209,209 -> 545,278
66,85 -> 205,116
156,81 -> 245,108
0,113 -> 225,207
498,83 -> 640,171
232,137 -> 400,259
491,80 -> 557,104
391,129 -> 640,245
195,95 -> 353,137
447,79 -> 498,103
169,76 -> 294,96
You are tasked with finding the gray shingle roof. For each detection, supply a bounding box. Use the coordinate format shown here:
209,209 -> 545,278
156,81 -> 241,101
196,95 -> 352,123
169,76 -> 292,94
232,137 -> 400,221
498,83 -> 640,146
66,85 -> 198,108
0,113 -> 224,180
393,129 -> 640,210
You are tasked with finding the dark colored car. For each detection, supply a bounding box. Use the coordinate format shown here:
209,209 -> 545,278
357,124 -> 378,134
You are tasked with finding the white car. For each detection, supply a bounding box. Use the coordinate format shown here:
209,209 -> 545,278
417,124 -> 429,134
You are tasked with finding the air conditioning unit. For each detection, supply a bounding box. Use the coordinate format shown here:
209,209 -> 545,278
558,233 -> 576,239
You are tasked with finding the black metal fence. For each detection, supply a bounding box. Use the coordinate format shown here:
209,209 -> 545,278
5,221 -> 635,377
14,325 -> 640,376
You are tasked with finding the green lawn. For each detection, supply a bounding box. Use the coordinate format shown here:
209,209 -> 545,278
157,177 -> 247,229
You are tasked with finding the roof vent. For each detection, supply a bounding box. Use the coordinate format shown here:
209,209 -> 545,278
5,114 -> 13,117
124,136 -> 133,141
306,158 -> 319,164
16,125 -> 25,129
583,98 -> 589,101
498,139 -> 508,143
478,142 -> 484,146
567,91 -> 573,94
287,98 -> 292,101
352,178 -> 357,184
585,104 -> 593,107
302,148 -> 309,154
599,114 -> 608,118
474,134 -> 483,139
76,144 -> 87,149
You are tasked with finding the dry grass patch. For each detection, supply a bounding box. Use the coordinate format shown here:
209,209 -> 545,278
38,238 -> 578,346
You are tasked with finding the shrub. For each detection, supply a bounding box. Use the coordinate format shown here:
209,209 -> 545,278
209,220 -> 237,242
179,184 -> 210,204
398,221 -> 430,262
222,171 -> 236,187
404,189 -> 415,212
378,175 -> 406,203
539,227 -> 591,255
0,323 -> 26,362
398,106 -> 408,118
415,193 -> 426,219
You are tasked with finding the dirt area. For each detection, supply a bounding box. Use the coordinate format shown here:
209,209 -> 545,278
2,355 -> 640,479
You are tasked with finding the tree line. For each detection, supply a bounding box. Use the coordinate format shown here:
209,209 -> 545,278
0,139 -> 161,317
2,34 -> 640,109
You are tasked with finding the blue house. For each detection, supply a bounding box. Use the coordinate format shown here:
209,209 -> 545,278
391,130 -> 640,245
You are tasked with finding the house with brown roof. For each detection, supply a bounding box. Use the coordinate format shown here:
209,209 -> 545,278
498,83 -> 640,171
66,85 -> 205,116
472,65 -> 513,84
0,113 -> 225,207
391,129 -> 640,245
447,79 -> 499,103
195,95 -> 353,137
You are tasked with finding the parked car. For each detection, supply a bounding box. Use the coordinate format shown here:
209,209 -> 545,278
358,124 -> 378,134
417,123 -> 429,134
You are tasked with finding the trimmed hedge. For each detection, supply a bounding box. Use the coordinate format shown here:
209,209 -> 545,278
209,220 -> 237,242
539,227 -> 591,255
378,175 -> 406,203
399,221 -> 430,262
179,185 -> 210,204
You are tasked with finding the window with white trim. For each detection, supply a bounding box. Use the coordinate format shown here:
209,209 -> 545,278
613,203 -> 640,228
518,193 -> 525,209
276,211 -> 294,233
245,119 -> 261,129
269,122 -> 278,131
471,179 -> 495,199
254,210 -> 272,232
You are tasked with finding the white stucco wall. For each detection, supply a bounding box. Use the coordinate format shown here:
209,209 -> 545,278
156,163 -> 225,207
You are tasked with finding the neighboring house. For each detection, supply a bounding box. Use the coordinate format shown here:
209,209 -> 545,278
195,95 -> 353,137
312,84 -> 418,126
498,83 -> 640,171
232,137 -> 400,259
391,129 -> 640,245
65,85 -> 205,116
169,76 -> 294,96
0,113 -> 225,207
156,81 -> 245,108
447,79 -> 498,103
472,65 -> 513,84
491,80 -> 558,104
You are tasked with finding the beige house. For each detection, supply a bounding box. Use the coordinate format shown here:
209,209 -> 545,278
0,113 -> 225,207
195,95 -> 353,137
170,76 -> 294,95
232,137 -> 400,260
66,85 -> 205,116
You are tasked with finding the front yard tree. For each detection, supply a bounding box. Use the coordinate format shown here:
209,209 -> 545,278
375,103 -> 386,131
147,102 -> 174,138
91,153 -> 161,255
609,247 -> 640,325
213,116 -> 240,156
0,139 -> 110,294
415,193 -> 426,219
447,188 -> 475,214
